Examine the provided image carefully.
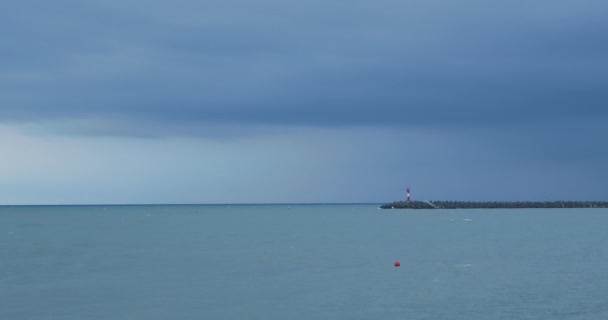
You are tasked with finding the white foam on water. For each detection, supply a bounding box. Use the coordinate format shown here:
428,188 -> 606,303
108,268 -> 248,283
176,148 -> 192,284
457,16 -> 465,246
454,264 -> 473,268
464,218 -> 472,222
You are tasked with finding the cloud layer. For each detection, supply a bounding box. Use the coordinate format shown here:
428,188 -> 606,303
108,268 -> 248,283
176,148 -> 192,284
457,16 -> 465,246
1,1 -> 607,203
2,0 -> 607,132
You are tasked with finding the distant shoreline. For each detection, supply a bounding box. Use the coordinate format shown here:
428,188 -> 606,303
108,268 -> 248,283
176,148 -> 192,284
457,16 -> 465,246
380,200 -> 608,209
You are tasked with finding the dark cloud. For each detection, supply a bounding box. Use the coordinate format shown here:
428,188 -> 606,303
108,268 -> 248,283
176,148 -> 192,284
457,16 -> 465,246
1,0 -> 607,131
2,1 -> 608,204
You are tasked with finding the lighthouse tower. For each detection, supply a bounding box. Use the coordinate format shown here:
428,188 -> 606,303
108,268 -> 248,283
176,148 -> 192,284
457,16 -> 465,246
406,187 -> 411,202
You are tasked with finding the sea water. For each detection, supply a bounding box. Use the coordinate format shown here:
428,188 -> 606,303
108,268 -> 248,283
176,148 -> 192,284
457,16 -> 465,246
1,204 -> 607,319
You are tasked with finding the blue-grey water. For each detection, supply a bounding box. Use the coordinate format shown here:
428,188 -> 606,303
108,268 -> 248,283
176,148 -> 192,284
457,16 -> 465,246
1,204 -> 607,319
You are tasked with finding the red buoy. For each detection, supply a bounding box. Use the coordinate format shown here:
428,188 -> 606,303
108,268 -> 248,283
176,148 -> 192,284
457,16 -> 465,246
394,261 -> 400,267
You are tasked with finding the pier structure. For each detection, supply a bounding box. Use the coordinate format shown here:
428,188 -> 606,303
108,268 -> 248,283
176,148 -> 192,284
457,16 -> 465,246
380,200 -> 608,209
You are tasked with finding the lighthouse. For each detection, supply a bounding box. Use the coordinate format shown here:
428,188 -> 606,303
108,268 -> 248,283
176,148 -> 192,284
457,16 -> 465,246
406,187 -> 411,202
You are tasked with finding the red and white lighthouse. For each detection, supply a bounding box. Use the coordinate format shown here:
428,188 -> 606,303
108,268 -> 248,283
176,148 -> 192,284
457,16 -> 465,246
406,187 -> 411,202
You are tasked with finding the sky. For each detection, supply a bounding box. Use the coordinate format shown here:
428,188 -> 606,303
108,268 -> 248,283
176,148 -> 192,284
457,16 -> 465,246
1,0 -> 607,204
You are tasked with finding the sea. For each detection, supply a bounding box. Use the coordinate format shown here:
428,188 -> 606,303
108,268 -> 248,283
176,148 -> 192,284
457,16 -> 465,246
1,204 -> 607,320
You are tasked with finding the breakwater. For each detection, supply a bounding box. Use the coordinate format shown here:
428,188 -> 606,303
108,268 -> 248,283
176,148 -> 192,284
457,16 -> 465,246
380,200 -> 608,209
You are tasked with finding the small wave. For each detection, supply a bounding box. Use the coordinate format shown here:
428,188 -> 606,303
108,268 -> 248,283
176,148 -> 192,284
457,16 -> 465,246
454,264 -> 473,268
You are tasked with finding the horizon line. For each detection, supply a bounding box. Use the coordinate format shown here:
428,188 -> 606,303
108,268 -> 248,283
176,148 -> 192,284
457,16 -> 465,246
1,200 -> 607,207
0,202 -> 383,207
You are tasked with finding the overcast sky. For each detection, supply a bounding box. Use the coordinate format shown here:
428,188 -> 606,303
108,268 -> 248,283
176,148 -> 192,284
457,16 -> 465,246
1,0 -> 607,204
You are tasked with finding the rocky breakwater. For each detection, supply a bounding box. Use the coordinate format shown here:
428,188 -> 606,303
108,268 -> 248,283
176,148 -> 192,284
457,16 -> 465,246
380,200 -> 608,209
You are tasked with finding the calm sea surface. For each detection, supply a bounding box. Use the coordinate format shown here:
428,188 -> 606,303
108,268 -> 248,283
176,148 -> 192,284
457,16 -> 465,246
1,204 -> 607,319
